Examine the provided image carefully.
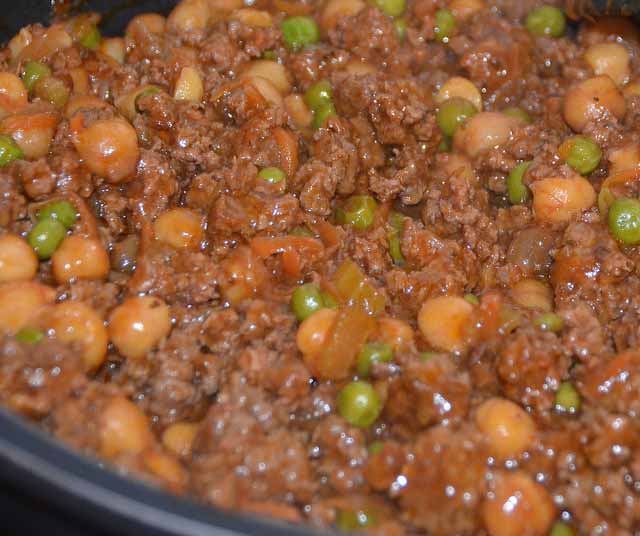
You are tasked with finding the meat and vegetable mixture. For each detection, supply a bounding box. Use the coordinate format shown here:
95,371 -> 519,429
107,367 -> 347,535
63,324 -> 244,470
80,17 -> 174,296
1,0 -> 640,533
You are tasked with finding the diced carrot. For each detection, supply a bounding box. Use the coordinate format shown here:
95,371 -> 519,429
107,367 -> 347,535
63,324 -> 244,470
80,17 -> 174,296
314,219 -> 341,248
250,235 -> 324,279
273,127 -> 298,178
68,114 -> 85,136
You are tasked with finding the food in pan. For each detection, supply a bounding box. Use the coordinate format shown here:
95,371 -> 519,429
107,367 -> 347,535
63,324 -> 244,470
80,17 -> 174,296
1,0 -> 640,534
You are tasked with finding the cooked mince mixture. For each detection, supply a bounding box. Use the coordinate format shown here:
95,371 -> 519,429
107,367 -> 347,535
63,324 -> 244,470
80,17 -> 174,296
3,0 -> 640,534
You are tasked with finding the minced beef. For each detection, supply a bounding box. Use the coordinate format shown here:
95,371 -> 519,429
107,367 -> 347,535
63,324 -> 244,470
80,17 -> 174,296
1,1 -> 640,535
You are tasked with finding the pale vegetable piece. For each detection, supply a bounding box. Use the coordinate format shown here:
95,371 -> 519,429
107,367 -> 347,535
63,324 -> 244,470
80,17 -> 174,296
100,397 -> 153,458
531,176 -> 596,224
584,43 -> 630,87
453,112 -> 517,157
418,296 -> 473,352
99,37 -> 126,63
143,450 -> 187,490
343,60 -> 377,76
241,60 -> 291,94
51,236 -> 110,284
436,76 -> 483,111
511,279 -> 553,312
563,75 -> 626,132
74,119 -> 140,183
378,317 -> 414,352
0,281 -> 55,333
220,246 -> 268,304
482,471 -> 555,536
284,94 -> 313,128
1,112 -> 57,159
296,308 -> 337,356
449,0 -> 485,20
16,24 -> 72,62
114,85 -> 160,120
0,234 -> 38,282
230,8 -> 273,27
173,67 -> 204,102
609,143 -> 640,175
439,153 -> 477,183
162,422 -> 199,457
68,68 -> 89,95
0,72 -> 28,115
167,0 -> 210,32
247,77 -> 283,107
475,398 -> 537,460
108,295 -> 172,360
45,301 -> 108,370
154,208 -> 203,249
321,0 -> 365,32
126,13 -> 166,39
8,28 -> 32,60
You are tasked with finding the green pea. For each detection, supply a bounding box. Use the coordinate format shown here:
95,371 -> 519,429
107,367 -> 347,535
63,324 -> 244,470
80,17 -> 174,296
608,197 -> 640,245
34,76 -> 69,109
368,440 -> 384,455
312,102 -> 337,129
357,342 -> 393,377
434,8 -> 456,42
79,26 -> 102,49
335,508 -> 377,531
436,97 -> 477,137
560,136 -> 602,175
304,80 -> 333,111
321,292 -> 339,309
437,136 -> 452,153
0,135 -> 24,167
258,166 -> 286,184
389,212 -> 404,232
463,293 -> 479,305
389,234 -> 404,265
394,18 -> 407,41
38,200 -> 78,230
525,6 -> 566,38
388,212 -> 405,265
503,106 -> 532,124
134,86 -> 161,113
27,218 -> 67,260
555,381 -> 580,414
336,195 -> 378,231
21,61 -> 52,93
549,522 -> 576,536
338,381 -> 382,428
262,50 -> 278,60
15,326 -> 45,345
281,16 -> 320,51
533,312 -> 564,333
500,306 -> 522,334
291,226 -> 314,237
507,161 -> 532,205
371,0 -> 406,17
290,283 -> 324,321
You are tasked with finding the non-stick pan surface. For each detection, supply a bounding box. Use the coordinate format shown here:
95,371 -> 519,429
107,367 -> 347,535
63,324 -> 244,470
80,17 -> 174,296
0,2 -> 330,534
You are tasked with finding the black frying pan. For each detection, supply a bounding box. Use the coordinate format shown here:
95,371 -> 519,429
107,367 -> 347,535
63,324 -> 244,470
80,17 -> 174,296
0,1 -> 638,535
